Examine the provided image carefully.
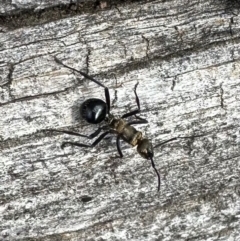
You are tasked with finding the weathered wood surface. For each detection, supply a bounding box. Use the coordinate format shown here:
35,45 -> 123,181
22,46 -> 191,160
0,0 -> 240,240
0,0 -> 92,15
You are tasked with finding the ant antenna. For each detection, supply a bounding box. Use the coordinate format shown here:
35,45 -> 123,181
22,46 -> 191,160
150,157 -> 161,191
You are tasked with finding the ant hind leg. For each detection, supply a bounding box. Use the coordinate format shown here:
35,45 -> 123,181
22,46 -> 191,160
61,131 -> 110,149
121,82 -> 147,122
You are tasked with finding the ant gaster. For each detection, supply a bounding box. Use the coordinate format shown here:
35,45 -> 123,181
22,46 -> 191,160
50,57 -> 199,191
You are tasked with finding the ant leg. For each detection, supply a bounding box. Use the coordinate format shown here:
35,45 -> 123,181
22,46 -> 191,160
121,82 -> 147,121
128,119 -> 148,125
54,56 -> 111,113
121,82 -> 140,118
43,127 -> 104,139
134,82 -> 141,110
121,109 -> 141,119
61,131 -> 110,149
116,135 -> 123,158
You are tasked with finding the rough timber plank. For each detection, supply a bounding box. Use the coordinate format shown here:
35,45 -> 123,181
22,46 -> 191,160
0,0 -> 240,240
0,0 -> 87,15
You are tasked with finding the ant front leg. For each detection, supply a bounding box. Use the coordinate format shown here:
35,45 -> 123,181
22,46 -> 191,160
54,56 -> 111,113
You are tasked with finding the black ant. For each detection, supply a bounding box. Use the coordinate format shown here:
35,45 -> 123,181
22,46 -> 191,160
47,57 -> 203,191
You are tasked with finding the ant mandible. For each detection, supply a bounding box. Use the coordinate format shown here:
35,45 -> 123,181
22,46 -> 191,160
49,57 -> 197,192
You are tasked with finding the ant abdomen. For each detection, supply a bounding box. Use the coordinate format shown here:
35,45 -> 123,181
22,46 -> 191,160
80,98 -> 107,124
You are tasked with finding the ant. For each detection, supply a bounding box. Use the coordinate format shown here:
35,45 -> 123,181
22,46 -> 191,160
48,57 -> 203,192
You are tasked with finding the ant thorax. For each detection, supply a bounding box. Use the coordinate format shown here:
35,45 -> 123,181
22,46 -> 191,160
107,115 -> 127,133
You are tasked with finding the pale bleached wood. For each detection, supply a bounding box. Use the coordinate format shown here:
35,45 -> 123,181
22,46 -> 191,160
0,0 -> 240,240
0,0 -> 86,15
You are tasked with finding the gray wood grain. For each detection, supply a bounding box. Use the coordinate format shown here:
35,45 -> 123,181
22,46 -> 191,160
0,0 -> 240,240
0,0 -> 86,15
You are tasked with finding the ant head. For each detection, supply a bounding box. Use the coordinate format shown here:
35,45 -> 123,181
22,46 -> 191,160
137,139 -> 160,191
80,98 -> 107,124
137,139 -> 154,159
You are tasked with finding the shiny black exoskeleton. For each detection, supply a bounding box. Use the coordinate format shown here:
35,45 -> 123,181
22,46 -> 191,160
81,98 -> 107,124
49,57 -> 203,192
